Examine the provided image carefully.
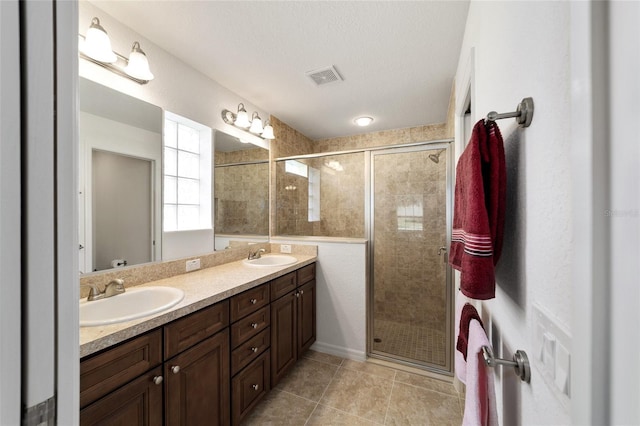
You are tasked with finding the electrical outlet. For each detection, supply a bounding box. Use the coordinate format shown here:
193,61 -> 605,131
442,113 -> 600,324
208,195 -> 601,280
280,244 -> 292,253
186,258 -> 201,272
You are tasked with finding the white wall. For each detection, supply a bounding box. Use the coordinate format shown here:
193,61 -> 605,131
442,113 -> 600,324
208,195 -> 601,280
272,238 -> 368,360
455,2 -> 572,424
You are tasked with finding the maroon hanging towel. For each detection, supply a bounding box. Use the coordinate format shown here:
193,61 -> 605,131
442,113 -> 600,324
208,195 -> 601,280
449,120 -> 506,300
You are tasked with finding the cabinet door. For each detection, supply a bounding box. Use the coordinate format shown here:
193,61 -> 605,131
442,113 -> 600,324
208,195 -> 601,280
165,329 -> 230,426
297,280 -> 316,355
80,367 -> 163,426
231,350 -> 270,425
270,291 -> 297,386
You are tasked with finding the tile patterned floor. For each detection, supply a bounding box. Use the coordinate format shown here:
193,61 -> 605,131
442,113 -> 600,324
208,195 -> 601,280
243,351 -> 463,425
372,319 -> 447,366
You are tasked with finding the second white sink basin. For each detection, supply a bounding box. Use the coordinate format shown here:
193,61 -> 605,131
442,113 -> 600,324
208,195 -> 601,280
80,286 -> 184,327
243,254 -> 297,267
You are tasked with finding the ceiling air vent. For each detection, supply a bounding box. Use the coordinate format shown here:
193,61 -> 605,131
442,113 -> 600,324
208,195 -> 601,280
305,66 -> 343,86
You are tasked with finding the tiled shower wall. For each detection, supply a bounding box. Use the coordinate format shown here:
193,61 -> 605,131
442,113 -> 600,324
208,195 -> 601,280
372,150 -> 447,329
275,152 -> 365,238
270,118 -> 449,238
214,163 -> 269,235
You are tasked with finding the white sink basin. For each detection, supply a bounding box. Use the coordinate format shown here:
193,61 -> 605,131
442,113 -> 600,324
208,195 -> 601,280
243,254 -> 298,268
80,286 -> 184,327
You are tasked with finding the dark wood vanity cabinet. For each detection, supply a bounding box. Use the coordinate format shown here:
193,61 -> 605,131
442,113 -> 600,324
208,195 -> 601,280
164,301 -> 230,425
80,301 -> 230,426
271,263 -> 316,387
80,329 -> 164,425
80,262 -> 315,426
229,283 -> 271,425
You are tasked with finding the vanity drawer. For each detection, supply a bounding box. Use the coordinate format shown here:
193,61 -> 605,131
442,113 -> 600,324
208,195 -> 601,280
80,329 -> 162,408
270,271 -> 297,301
230,284 -> 269,322
231,350 -> 270,425
164,300 -> 229,359
297,263 -> 316,286
231,328 -> 270,376
231,306 -> 270,349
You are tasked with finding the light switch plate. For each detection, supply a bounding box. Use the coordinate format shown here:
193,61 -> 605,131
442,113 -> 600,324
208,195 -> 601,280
533,304 -> 571,397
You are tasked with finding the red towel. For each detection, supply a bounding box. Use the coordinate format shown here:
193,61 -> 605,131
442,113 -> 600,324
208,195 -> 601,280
456,303 -> 485,361
449,120 -> 506,300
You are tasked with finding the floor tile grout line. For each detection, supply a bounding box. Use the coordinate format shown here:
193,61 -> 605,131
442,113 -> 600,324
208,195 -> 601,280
382,371 -> 397,425
391,379 -> 462,399
304,357 -> 344,425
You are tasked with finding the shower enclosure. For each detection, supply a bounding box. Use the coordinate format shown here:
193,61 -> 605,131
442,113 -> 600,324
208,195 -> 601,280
274,141 -> 453,373
368,143 -> 453,373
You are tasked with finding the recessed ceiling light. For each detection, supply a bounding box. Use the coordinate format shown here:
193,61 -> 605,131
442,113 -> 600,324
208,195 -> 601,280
354,116 -> 374,127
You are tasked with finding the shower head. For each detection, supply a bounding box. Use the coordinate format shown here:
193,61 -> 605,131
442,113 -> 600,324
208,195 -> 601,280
428,149 -> 445,164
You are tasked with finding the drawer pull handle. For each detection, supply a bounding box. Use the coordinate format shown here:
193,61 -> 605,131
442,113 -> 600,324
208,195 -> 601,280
250,298 -> 257,304
252,384 -> 259,391
251,347 -> 259,353
251,322 -> 258,329
171,365 -> 181,374
153,376 -> 163,385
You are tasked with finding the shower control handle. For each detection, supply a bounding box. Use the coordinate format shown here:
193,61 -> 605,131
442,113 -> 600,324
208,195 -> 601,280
438,247 -> 447,263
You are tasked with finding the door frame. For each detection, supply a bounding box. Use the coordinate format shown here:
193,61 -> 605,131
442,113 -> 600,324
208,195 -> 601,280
366,140 -> 454,374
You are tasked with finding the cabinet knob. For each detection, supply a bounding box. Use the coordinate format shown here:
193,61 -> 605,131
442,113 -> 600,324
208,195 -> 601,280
171,365 -> 181,374
250,347 -> 259,353
250,298 -> 257,304
153,376 -> 163,385
250,322 -> 258,329
295,292 -> 300,298
300,289 -> 304,295
252,384 -> 259,391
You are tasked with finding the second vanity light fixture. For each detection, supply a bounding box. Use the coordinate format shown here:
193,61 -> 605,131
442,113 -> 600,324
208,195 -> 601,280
79,17 -> 154,84
221,103 -> 276,140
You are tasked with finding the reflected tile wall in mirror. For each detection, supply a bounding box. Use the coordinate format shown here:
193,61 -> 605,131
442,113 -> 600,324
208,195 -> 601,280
275,152 -> 365,238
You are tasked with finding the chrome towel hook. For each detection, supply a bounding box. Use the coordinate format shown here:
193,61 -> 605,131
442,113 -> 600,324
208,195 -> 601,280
485,97 -> 534,128
481,345 -> 531,383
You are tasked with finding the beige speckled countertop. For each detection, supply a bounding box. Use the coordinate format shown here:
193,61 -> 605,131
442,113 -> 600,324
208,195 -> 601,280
80,254 -> 316,358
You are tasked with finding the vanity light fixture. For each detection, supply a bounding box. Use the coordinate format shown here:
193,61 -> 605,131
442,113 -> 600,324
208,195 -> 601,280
221,104 -> 276,140
249,112 -> 264,134
354,116 -> 374,127
79,17 -> 155,84
234,104 -> 251,128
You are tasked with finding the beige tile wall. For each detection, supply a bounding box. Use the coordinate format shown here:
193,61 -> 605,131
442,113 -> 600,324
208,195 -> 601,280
372,150 -> 447,328
215,162 -> 269,235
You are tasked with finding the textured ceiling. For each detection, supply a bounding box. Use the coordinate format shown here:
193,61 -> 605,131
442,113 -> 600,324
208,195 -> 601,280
91,1 -> 469,140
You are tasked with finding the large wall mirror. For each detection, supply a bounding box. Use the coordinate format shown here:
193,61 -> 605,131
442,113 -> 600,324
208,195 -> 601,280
214,130 -> 269,250
79,79 -> 271,273
79,78 -> 163,272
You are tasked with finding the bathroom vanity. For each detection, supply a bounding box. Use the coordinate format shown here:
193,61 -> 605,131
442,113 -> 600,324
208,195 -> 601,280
79,257 -> 316,425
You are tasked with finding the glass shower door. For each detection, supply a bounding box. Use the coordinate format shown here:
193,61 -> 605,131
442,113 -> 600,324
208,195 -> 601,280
369,144 -> 452,373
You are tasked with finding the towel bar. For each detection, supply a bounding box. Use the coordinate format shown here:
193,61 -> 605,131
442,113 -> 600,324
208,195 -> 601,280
481,345 -> 531,383
485,97 -> 534,128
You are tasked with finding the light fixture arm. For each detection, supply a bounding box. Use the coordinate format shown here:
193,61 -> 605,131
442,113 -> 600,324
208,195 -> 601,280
79,46 -> 149,85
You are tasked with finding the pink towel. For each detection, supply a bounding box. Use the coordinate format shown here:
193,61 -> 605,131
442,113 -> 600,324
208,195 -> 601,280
449,120 -> 506,300
461,320 -> 498,426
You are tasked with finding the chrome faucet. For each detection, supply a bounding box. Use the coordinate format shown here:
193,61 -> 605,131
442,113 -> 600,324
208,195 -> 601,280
82,279 -> 126,301
248,248 -> 266,260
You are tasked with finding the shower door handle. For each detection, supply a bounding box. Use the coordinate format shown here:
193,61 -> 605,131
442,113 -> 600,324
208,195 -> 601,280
438,247 -> 447,263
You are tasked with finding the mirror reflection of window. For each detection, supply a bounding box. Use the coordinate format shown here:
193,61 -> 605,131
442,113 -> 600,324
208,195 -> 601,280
397,200 -> 424,231
163,112 -> 212,232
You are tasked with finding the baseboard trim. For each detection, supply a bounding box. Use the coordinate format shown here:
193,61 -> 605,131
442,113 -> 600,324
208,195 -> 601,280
311,341 -> 366,361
